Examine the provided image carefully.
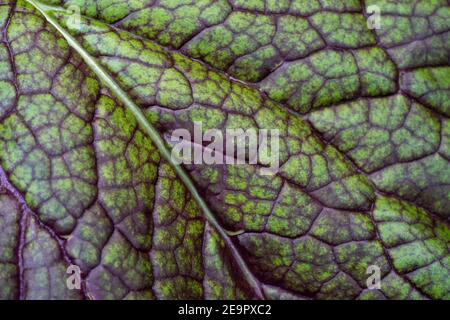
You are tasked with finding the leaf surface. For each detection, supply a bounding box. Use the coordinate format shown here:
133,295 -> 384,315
0,0 -> 449,300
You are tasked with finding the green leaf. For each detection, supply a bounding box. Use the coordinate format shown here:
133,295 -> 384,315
0,0 -> 449,300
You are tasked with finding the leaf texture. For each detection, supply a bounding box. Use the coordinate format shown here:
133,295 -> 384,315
0,0 -> 449,300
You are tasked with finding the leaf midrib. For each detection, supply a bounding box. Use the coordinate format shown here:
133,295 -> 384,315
25,0 -> 264,299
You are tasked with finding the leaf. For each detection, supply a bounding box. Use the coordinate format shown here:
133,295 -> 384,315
0,0 -> 449,300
